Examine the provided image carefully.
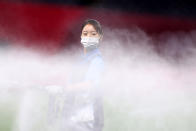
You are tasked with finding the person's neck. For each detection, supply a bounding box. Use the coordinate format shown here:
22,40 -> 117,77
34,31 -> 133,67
83,47 -> 98,55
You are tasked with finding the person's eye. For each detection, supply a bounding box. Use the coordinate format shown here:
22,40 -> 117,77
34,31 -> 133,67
92,33 -> 97,36
83,33 -> 87,36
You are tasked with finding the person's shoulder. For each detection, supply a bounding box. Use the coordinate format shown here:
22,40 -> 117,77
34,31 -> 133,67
91,55 -> 104,65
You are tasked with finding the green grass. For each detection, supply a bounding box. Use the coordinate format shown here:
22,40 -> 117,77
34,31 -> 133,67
0,95 -> 19,131
1,92 -> 196,131
103,98 -> 196,131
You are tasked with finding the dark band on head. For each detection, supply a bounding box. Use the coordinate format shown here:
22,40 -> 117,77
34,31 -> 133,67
81,19 -> 103,36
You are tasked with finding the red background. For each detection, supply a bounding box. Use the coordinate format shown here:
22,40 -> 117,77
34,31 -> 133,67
0,2 -> 196,52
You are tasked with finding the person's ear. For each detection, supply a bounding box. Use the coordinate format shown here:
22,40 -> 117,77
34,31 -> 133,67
99,34 -> 103,42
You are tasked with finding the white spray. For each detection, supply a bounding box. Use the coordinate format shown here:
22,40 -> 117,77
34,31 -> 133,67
0,28 -> 196,131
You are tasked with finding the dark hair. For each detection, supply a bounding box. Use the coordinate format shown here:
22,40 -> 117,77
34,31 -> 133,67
81,19 -> 103,36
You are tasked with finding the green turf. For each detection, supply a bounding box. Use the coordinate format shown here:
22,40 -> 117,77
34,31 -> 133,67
1,92 -> 196,131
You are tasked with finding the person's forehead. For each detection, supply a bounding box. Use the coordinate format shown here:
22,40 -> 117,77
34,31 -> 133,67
82,24 -> 96,32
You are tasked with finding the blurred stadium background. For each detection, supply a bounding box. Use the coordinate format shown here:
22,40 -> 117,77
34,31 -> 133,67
0,0 -> 196,52
0,1 -> 196,131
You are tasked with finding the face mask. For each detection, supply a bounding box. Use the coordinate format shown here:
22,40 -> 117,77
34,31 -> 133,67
81,37 -> 99,48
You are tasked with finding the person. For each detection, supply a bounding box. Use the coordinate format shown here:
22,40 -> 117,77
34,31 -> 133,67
47,19 -> 104,131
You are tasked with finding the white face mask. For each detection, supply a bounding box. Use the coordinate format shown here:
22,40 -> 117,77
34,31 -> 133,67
81,37 -> 99,48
